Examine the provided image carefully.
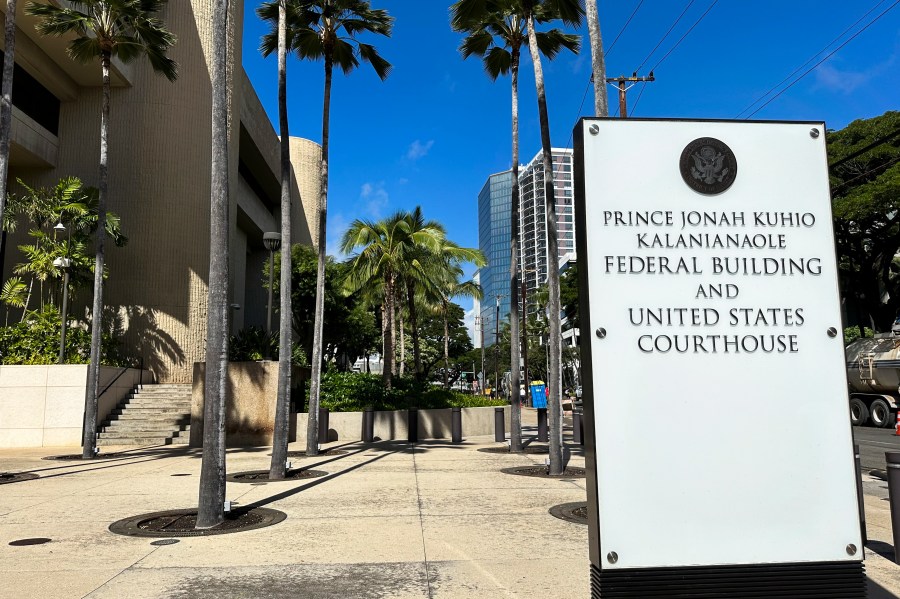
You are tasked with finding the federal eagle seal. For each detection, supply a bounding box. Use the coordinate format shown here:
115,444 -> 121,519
679,137 -> 737,195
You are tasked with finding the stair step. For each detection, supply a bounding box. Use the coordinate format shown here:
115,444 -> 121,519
97,436 -> 188,446
102,423 -> 190,432
101,384 -> 194,446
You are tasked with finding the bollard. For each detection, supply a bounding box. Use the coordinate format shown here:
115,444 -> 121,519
537,408 -> 548,442
854,444 -> 867,546
318,408 -> 329,443
494,407 -> 505,443
574,410 -> 583,445
408,408 -> 418,444
451,407 -> 462,444
887,452 -> 900,564
363,407 -> 374,443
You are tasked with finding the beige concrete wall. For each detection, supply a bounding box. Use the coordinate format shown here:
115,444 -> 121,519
190,361 -> 309,447
3,1 -> 320,385
294,407 -> 510,445
289,137 -> 322,248
0,365 -> 147,447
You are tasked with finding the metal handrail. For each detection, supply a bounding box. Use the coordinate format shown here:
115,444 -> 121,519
98,357 -> 144,398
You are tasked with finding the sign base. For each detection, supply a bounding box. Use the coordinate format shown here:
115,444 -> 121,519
590,561 -> 866,598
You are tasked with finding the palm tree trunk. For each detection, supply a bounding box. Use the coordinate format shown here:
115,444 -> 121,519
382,273 -> 394,388
269,0 -> 292,480
197,0 -> 230,529
585,0 -> 609,117
0,0 -> 17,246
526,14 -> 564,476
399,309 -> 405,377
81,51 -> 112,460
306,53 -> 334,456
508,47 -> 522,453
407,282 -> 422,379
443,300 -> 450,390
391,288 -> 398,376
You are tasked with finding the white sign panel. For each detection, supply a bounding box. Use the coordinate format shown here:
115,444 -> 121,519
578,119 -> 861,570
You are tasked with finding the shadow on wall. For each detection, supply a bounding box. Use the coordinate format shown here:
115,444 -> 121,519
190,362 -> 310,448
102,305 -> 185,381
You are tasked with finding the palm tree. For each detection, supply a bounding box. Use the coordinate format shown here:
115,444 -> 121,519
452,0 -> 577,452
258,0 -> 296,480
192,0 -> 229,529
0,0 -> 19,259
266,0 -> 392,457
398,206 -> 447,380
341,210 -> 443,387
585,0 -> 608,116
523,0 -> 582,475
458,0 -> 582,474
433,262 -> 484,390
25,0 -> 178,461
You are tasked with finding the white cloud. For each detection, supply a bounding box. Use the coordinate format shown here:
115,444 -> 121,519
405,139 -> 435,162
359,181 -> 389,218
443,73 -> 458,92
464,303 -> 478,347
813,62 -> 870,94
570,54 -> 586,75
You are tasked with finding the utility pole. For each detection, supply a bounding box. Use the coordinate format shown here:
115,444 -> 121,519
495,295 -> 501,399
605,72 -> 655,118
476,316 -> 485,393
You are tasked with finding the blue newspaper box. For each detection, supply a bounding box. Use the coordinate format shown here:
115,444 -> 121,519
530,384 -> 547,409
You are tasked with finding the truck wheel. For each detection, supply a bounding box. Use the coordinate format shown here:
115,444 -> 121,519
869,399 -> 892,428
849,398 -> 869,426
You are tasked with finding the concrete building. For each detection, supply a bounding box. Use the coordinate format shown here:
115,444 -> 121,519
0,1 -> 319,383
518,148 -> 575,295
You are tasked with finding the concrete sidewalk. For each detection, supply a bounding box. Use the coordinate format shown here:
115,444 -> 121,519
1,430 -> 898,598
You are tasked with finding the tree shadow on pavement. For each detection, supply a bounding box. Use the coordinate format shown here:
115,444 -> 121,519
868,579 -> 900,599
867,540 -> 895,561
244,449 -> 399,510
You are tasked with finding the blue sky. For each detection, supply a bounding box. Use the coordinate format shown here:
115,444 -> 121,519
241,0 -> 900,339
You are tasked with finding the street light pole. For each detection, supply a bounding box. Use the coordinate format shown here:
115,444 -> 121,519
54,256 -> 71,364
263,232 -> 282,336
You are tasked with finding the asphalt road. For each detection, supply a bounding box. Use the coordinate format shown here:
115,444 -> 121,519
853,426 -> 900,472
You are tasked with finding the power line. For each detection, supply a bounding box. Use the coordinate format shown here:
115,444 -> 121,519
745,0 -> 900,119
649,0 -> 719,73
630,81 -> 649,115
736,0 -> 890,119
606,0 -> 644,56
829,127 -> 900,171
635,0 -> 696,73
630,0 -> 718,116
831,154 -> 900,196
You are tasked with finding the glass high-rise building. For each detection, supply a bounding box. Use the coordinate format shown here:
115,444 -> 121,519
477,171 -> 512,346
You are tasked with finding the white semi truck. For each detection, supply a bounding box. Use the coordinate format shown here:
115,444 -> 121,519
845,335 -> 900,427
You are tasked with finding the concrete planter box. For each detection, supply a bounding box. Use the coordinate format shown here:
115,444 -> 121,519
189,362 -> 509,447
190,361 -> 309,448
0,364 -> 148,447
294,405 -> 510,445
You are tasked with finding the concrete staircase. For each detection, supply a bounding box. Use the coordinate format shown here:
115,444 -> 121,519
97,384 -> 192,446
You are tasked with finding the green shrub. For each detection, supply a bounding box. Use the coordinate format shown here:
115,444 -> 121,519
844,325 -> 875,345
0,306 -> 124,365
229,326 -> 308,365
312,371 -> 507,412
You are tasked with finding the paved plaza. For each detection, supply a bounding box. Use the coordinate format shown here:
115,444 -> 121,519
1,419 -> 899,598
